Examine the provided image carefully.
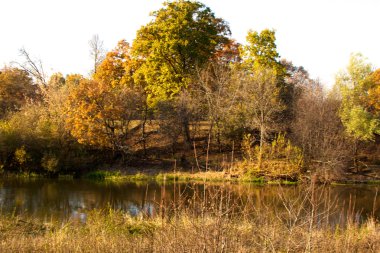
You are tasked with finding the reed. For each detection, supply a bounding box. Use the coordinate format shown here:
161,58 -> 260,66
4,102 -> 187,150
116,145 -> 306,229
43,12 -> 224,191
0,184 -> 379,252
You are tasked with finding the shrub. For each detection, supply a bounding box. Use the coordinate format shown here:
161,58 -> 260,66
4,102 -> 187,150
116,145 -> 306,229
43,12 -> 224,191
243,133 -> 303,179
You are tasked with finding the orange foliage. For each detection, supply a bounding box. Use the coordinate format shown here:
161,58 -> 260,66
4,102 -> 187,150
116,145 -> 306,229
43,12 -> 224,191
366,69 -> 380,114
65,79 -> 142,152
213,39 -> 241,65
93,40 -> 141,88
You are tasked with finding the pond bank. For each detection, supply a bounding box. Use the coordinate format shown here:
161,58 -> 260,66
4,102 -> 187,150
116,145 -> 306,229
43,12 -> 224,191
3,161 -> 380,185
84,170 -> 299,184
78,168 -> 380,186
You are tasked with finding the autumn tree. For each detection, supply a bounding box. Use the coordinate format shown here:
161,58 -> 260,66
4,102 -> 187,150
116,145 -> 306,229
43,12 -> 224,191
0,67 -> 38,118
133,0 -> 230,103
365,68 -> 380,115
236,29 -> 288,164
195,62 -> 238,151
132,0 -> 230,147
43,73 -> 83,145
65,79 -> 142,156
0,71 -> 90,174
94,40 -> 150,155
336,53 -> 380,142
213,39 -> 241,65
93,40 -> 136,87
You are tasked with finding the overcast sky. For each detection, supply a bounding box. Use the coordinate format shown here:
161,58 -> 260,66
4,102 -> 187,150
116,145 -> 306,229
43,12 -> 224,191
1,0 -> 379,88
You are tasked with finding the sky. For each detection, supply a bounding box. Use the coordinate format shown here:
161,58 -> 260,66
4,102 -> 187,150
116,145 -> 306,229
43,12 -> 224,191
1,0 -> 379,89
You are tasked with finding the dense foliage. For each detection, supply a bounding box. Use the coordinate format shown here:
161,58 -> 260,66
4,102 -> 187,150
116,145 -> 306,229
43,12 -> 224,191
0,0 -> 379,180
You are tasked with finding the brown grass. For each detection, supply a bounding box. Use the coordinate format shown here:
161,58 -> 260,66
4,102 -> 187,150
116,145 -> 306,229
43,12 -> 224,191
0,185 -> 379,252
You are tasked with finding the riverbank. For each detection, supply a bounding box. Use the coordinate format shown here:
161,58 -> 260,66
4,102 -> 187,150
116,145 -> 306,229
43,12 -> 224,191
84,170 -> 272,183
3,168 -> 380,185
0,207 -> 379,252
81,165 -> 380,185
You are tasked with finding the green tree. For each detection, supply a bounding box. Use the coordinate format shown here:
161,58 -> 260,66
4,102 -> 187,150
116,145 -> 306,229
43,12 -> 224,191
132,0 -> 230,104
240,29 -> 293,121
336,53 -> 380,142
132,0 -> 230,147
241,29 -> 285,76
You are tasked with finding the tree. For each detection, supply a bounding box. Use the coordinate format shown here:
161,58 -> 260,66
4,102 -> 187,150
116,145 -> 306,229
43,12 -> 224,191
0,72 -> 89,174
213,39 -> 241,65
336,53 -> 380,142
195,62 -> 238,151
238,67 -> 285,168
65,79 -> 142,156
241,29 -> 285,76
94,40 -> 150,155
15,48 -> 47,87
240,29 -> 293,123
133,0 -> 230,147
366,68 -> 380,115
0,67 -> 38,118
291,79 -> 351,180
132,0 -> 231,104
89,34 -> 106,74
48,72 -> 65,89
94,40 -> 138,88
281,59 -> 317,91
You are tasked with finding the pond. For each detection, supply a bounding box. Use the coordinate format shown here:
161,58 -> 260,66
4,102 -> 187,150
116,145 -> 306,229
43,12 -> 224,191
0,178 -> 379,225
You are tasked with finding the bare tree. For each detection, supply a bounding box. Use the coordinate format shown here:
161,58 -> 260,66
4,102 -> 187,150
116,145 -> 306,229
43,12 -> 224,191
89,34 -> 105,74
14,48 -> 47,87
291,81 -> 352,181
195,62 -> 238,151
238,68 -> 285,167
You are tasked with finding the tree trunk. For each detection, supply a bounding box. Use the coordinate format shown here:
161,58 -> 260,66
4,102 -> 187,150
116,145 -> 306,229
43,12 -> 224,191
354,139 -> 359,173
258,124 -> 264,170
182,117 -> 192,149
141,104 -> 148,157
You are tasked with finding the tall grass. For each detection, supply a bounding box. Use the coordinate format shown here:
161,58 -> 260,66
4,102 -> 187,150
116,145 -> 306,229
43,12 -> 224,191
0,184 -> 379,252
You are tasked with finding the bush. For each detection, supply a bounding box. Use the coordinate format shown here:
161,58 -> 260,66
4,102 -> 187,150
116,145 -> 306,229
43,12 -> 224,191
243,133 -> 303,179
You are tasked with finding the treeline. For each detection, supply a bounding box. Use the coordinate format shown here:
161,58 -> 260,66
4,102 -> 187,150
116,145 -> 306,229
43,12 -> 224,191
0,0 -> 379,180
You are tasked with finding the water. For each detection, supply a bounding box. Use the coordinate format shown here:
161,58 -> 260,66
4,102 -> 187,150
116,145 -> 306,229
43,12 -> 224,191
0,178 -> 379,224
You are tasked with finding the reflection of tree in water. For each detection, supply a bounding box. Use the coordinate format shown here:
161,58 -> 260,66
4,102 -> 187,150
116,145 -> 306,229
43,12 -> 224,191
0,179 -> 379,224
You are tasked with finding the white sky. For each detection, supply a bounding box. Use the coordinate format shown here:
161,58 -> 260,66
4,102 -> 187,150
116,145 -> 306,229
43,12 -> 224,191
1,0 -> 379,88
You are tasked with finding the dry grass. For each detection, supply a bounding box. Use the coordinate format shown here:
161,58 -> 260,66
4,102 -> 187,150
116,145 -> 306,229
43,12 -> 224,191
0,185 -> 379,253
1,212 -> 379,252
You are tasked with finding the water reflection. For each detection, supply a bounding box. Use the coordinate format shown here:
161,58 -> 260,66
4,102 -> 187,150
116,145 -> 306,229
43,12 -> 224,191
0,178 -> 379,224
